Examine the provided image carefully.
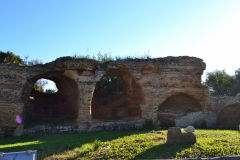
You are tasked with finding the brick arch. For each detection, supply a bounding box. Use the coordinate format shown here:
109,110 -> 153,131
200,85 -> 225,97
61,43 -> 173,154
158,93 -> 202,127
91,67 -> 144,121
217,103 -> 240,127
22,71 -> 80,126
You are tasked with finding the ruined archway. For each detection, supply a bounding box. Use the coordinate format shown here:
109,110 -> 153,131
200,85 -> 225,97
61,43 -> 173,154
217,103 -> 240,127
91,68 -> 144,121
158,93 -> 202,127
22,71 -> 79,127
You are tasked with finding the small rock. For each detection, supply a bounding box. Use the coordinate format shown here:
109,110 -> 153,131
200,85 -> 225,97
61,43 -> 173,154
184,126 -> 195,133
167,127 -> 196,144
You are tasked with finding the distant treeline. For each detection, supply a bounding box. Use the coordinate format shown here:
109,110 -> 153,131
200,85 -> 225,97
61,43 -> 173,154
205,70 -> 240,96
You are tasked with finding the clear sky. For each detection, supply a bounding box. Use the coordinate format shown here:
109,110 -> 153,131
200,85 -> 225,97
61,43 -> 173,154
1,0 -> 240,79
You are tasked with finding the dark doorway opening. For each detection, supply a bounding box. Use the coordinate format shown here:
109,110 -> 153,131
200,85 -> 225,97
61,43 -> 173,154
91,68 -> 144,121
23,72 -> 79,127
158,94 -> 201,127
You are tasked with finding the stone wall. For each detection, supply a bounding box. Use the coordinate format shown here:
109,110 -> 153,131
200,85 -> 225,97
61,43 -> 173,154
209,94 -> 240,128
0,56 -> 230,136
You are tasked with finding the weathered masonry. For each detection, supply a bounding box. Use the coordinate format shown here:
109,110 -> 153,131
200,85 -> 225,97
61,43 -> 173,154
0,56 -> 239,136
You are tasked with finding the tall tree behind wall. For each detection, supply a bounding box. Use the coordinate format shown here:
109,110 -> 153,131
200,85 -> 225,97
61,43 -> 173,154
0,51 -> 24,64
205,70 -> 240,96
232,69 -> 240,96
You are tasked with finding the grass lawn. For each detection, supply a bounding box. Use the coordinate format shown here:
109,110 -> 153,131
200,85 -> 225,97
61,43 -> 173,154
0,129 -> 239,160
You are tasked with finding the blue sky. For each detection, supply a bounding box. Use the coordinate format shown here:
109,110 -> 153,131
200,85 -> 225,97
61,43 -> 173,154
1,0 -> 240,79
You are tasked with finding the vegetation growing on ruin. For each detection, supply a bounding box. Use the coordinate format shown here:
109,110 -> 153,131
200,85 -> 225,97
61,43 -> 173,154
72,51 -> 151,63
0,130 -> 239,160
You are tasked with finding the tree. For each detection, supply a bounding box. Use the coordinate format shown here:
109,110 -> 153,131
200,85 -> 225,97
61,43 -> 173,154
94,76 -> 124,96
232,69 -> 240,95
0,51 -> 24,64
205,70 -> 234,96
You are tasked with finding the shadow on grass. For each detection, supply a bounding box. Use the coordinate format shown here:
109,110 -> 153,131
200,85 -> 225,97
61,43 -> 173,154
135,143 -> 193,159
0,130 -> 150,159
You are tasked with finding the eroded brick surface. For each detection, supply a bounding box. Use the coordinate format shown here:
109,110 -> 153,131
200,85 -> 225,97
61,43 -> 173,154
1,56 -> 229,136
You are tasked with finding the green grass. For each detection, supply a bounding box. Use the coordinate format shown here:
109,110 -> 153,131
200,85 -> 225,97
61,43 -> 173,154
0,130 -> 239,160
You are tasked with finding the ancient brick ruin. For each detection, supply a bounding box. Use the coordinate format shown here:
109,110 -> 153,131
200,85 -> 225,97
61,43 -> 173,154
0,56 -> 239,136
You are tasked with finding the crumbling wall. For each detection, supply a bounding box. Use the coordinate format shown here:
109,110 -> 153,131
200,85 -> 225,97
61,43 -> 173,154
0,64 -> 27,136
0,56 -> 212,136
217,103 -> 240,127
209,94 -> 240,128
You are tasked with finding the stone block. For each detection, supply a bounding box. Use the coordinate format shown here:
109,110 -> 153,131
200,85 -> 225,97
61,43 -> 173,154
167,127 -> 196,145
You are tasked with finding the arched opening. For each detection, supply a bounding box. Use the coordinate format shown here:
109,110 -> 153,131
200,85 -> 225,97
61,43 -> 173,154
33,78 -> 58,93
217,103 -> 240,127
91,68 -> 144,121
22,71 -> 79,127
158,94 -> 201,127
